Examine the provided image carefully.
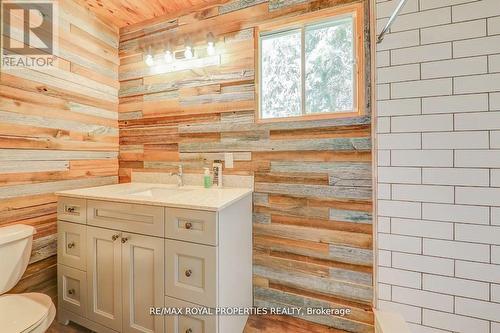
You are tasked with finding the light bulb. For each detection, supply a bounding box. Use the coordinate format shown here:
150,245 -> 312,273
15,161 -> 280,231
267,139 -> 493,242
207,42 -> 216,56
145,54 -> 154,67
206,32 -> 216,56
184,46 -> 193,59
164,50 -> 173,63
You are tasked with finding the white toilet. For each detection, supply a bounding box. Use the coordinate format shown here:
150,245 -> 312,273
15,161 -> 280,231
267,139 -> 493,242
0,225 -> 56,332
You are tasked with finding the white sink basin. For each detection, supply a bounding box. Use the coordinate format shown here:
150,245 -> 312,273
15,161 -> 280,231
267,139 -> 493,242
129,187 -> 192,198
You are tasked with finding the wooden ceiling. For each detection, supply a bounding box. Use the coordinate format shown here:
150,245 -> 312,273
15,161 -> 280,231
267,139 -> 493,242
77,0 -> 225,28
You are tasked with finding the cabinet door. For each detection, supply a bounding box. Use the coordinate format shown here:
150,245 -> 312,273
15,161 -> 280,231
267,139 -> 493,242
165,296 -> 217,333
57,221 -> 86,270
86,226 -> 122,332
58,197 -> 87,224
58,264 -> 87,317
122,233 -> 165,333
165,208 -> 217,246
165,240 -> 217,307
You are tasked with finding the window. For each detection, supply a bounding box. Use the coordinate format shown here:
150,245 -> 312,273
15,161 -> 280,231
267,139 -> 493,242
257,4 -> 364,121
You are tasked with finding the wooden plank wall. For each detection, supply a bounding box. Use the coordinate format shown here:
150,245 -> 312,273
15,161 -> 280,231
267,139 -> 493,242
0,0 -> 119,301
118,0 -> 373,332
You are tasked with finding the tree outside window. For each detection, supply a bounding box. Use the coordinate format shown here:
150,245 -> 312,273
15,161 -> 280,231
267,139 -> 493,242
258,4 -> 364,122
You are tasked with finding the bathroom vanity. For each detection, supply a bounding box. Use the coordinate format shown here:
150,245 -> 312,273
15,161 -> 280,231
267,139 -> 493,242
55,183 -> 253,333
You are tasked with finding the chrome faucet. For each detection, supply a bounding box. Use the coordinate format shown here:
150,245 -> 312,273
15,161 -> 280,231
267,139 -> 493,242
172,165 -> 183,187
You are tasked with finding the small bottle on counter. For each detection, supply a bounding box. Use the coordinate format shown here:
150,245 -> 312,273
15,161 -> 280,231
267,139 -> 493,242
212,160 -> 223,188
203,167 -> 212,188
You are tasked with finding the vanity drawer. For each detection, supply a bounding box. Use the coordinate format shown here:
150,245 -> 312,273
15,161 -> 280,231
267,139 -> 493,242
166,240 -> 217,307
58,221 -> 87,270
58,197 -> 87,224
87,200 -> 164,237
166,208 -> 217,246
165,296 -> 217,333
58,264 -> 87,318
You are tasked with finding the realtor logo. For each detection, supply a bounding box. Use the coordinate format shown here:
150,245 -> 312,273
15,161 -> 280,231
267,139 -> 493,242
1,0 -> 58,68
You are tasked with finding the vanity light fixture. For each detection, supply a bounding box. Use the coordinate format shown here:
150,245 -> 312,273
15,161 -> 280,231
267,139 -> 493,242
207,32 -> 216,56
145,46 -> 155,67
143,34 -> 219,74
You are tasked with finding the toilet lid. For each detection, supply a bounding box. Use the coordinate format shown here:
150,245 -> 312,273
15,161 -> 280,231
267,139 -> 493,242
0,293 -> 53,332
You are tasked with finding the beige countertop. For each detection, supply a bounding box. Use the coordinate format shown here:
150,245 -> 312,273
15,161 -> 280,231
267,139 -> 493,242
56,182 -> 253,211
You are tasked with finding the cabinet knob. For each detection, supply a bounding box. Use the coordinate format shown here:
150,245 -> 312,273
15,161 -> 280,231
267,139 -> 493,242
66,207 -> 76,213
67,242 -> 75,249
185,269 -> 192,278
112,234 -> 120,241
186,329 -> 193,333
121,237 -> 129,243
185,222 -> 192,230
68,289 -> 75,295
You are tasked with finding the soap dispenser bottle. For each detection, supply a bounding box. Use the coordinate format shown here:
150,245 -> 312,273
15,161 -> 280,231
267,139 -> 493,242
203,167 -> 212,188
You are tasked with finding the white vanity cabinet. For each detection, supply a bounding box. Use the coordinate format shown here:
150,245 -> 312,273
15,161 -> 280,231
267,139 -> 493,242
57,186 -> 252,333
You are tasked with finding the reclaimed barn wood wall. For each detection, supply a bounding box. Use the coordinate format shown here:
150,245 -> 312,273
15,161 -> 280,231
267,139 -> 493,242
118,0 -> 373,332
0,0 -> 119,301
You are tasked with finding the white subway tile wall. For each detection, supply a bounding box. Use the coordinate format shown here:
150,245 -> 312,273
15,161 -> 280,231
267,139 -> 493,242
376,0 -> 500,331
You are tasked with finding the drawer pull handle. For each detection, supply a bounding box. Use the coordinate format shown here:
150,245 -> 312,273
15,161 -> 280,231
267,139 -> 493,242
66,207 -> 76,213
185,222 -> 193,230
67,242 -> 75,249
68,289 -> 75,295
185,269 -> 192,278
121,237 -> 129,244
186,329 -> 193,333
112,234 -> 120,241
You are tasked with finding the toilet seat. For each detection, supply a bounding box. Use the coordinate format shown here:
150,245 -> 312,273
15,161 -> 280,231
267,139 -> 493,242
0,293 -> 55,333
23,298 -> 56,333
